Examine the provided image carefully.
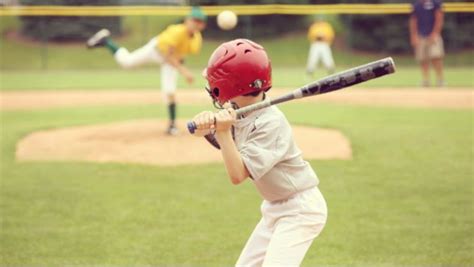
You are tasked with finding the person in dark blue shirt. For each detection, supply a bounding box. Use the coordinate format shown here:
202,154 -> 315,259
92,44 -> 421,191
409,0 -> 445,87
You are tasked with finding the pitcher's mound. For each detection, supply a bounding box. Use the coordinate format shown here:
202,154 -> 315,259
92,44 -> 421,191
16,119 -> 352,166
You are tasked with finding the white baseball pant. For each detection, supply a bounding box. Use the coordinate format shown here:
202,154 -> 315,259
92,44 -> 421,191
114,37 -> 178,94
306,42 -> 335,73
236,187 -> 327,267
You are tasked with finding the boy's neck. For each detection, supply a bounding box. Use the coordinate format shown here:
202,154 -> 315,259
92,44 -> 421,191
232,93 -> 266,118
234,93 -> 265,108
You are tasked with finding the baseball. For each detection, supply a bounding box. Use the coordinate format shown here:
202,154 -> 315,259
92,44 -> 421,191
217,10 -> 238,30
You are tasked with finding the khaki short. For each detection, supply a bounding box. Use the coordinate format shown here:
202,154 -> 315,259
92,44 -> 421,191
415,35 -> 445,61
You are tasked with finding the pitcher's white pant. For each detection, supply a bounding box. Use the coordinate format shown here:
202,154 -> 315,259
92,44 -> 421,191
306,42 -> 335,73
236,187 -> 327,267
114,37 -> 178,94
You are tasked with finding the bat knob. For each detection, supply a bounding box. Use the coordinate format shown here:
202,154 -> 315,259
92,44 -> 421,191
187,121 -> 197,134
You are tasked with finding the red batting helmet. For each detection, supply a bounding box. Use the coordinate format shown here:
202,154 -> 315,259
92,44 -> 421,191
204,39 -> 272,105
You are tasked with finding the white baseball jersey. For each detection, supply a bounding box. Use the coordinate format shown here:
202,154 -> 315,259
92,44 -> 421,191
233,105 -> 318,202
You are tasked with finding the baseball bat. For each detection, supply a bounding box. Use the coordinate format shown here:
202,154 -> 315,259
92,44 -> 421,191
188,57 -> 396,134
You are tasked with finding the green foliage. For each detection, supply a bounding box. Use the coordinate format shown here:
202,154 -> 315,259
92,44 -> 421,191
442,13 -> 474,51
342,14 -> 412,53
202,15 -> 309,39
341,12 -> 473,53
19,0 -> 122,41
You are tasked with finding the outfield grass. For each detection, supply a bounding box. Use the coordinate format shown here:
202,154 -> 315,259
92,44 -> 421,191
1,66 -> 473,91
1,16 -> 473,90
1,11 -> 473,266
1,102 -> 472,266
1,16 -> 473,70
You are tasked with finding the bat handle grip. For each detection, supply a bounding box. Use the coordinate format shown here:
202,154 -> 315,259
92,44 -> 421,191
187,121 -> 197,134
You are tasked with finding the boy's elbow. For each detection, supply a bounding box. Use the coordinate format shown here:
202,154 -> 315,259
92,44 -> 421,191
227,163 -> 250,185
230,175 -> 246,185
230,177 -> 242,185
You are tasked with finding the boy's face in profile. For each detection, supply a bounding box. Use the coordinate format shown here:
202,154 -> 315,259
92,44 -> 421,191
229,91 -> 265,108
186,18 -> 206,33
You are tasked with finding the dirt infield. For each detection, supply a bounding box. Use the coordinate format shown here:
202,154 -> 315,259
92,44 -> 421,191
7,88 -> 472,166
1,88 -> 472,111
16,119 -> 352,166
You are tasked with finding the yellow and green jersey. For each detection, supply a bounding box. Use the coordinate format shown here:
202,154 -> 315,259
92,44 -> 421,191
157,24 -> 202,60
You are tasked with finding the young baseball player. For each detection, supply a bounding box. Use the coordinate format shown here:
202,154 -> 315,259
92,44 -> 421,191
306,16 -> 336,77
192,39 -> 327,266
86,7 -> 207,135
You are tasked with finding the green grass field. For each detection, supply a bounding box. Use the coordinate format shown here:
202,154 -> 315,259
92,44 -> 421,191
2,15 -> 473,70
1,102 -> 473,266
1,16 -> 473,90
1,66 -> 473,91
1,12 -> 473,266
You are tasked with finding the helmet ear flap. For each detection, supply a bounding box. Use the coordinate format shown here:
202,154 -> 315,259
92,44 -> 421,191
212,88 -> 220,97
205,86 -> 215,100
206,86 -> 224,109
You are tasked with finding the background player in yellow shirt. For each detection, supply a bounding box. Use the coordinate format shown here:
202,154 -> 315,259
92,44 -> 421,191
306,16 -> 336,77
86,7 -> 207,135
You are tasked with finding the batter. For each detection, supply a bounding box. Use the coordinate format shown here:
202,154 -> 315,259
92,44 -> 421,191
192,39 -> 328,266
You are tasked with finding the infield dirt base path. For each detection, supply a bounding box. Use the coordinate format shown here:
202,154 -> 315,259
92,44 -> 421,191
16,119 -> 352,166
1,88 -> 472,111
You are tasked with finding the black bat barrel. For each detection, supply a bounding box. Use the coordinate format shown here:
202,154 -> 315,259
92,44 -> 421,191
301,57 -> 395,97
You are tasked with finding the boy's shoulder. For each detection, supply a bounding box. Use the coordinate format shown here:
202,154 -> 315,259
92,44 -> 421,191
253,106 -> 287,130
162,24 -> 187,36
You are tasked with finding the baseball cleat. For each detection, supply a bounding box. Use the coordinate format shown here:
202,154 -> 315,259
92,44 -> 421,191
166,125 -> 179,136
421,80 -> 430,87
86,29 -> 110,48
437,80 -> 446,87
